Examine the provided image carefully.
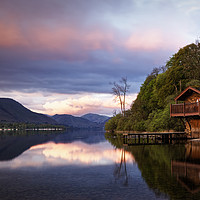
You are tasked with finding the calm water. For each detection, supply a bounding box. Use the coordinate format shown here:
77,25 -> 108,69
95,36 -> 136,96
0,130 -> 200,200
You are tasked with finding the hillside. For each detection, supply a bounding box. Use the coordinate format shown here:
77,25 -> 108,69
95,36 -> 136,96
81,113 -> 110,124
0,98 -> 56,124
105,42 -> 200,132
52,114 -> 103,129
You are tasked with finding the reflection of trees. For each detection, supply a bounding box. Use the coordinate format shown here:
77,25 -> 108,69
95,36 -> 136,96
114,149 -> 128,186
105,133 -> 200,200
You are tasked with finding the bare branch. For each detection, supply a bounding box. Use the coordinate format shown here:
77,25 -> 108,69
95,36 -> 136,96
111,77 -> 130,116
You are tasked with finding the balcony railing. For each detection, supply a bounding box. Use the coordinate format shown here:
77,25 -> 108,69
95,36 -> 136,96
170,102 -> 200,117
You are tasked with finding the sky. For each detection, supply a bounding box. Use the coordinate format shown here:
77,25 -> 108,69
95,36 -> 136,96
0,0 -> 200,116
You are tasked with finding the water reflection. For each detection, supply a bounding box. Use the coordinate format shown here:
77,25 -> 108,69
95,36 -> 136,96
0,140 -> 134,169
0,134 -> 56,161
185,140 -> 200,162
4,130 -> 200,199
106,133 -> 200,199
0,131 -> 168,200
114,149 -> 129,186
171,141 -> 200,194
0,130 -> 106,161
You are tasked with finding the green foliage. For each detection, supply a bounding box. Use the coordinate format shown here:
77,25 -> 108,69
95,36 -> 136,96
105,42 -> 200,132
185,79 -> 200,88
104,116 -> 118,132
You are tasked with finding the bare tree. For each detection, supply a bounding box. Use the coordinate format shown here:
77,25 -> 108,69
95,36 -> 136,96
112,77 -> 130,116
112,82 -> 123,114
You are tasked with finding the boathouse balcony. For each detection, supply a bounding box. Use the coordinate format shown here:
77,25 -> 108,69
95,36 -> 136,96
170,102 -> 200,117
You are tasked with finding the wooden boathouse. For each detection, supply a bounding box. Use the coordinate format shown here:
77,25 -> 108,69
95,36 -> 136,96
170,86 -> 200,138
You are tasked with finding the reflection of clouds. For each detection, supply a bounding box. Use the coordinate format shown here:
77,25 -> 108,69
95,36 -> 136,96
33,141 -> 134,165
0,142 -> 134,169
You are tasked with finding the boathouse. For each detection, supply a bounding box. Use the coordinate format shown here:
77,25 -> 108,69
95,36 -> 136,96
170,86 -> 200,137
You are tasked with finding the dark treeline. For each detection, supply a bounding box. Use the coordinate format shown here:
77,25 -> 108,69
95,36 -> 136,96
105,42 -> 200,132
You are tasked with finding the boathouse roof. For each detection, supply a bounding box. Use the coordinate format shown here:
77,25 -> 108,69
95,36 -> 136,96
175,86 -> 200,101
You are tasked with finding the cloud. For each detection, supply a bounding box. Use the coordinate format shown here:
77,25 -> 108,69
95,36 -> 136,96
0,0 -> 199,115
0,24 -> 114,60
125,30 -> 163,51
0,22 -> 26,47
43,93 -> 137,116
0,90 -> 137,115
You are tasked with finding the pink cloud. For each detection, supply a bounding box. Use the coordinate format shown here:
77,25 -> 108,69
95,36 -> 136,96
43,93 -> 118,116
125,30 -> 163,51
43,93 -> 137,116
0,22 -> 28,47
124,29 -> 186,51
0,19 -> 114,60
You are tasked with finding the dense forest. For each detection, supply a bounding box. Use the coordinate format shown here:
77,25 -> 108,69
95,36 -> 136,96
105,42 -> 200,132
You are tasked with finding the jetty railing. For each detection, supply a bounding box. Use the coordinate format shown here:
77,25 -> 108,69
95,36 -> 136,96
170,102 -> 200,117
123,132 -> 187,146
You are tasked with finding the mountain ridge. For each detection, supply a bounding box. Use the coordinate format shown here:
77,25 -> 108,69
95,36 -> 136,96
0,98 -> 110,129
81,113 -> 110,124
52,114 -> 107,129
0,98 -> 56,124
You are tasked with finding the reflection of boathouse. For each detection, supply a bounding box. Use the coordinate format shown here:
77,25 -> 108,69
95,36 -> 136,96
171,141 -> 200,194
170,87 -> 200,138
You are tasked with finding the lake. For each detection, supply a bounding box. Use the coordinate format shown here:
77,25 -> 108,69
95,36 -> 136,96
0,130 -> 200,200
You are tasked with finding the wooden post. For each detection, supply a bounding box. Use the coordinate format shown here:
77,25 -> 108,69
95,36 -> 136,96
162,134 -> 164,143
199,100 -> 200,115
138,135 -> 140,144
124,134 -> 127,144
183,103 -> 185,116
166,134 -> 169,144
170,104 -> 172,117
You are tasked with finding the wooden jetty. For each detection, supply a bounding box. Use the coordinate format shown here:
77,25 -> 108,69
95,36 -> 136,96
123,132 -> 187,146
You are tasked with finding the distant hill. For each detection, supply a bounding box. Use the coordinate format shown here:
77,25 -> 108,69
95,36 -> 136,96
52,114 -> 104,129
0,98 -> 56,124
81,113 -> 110,124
